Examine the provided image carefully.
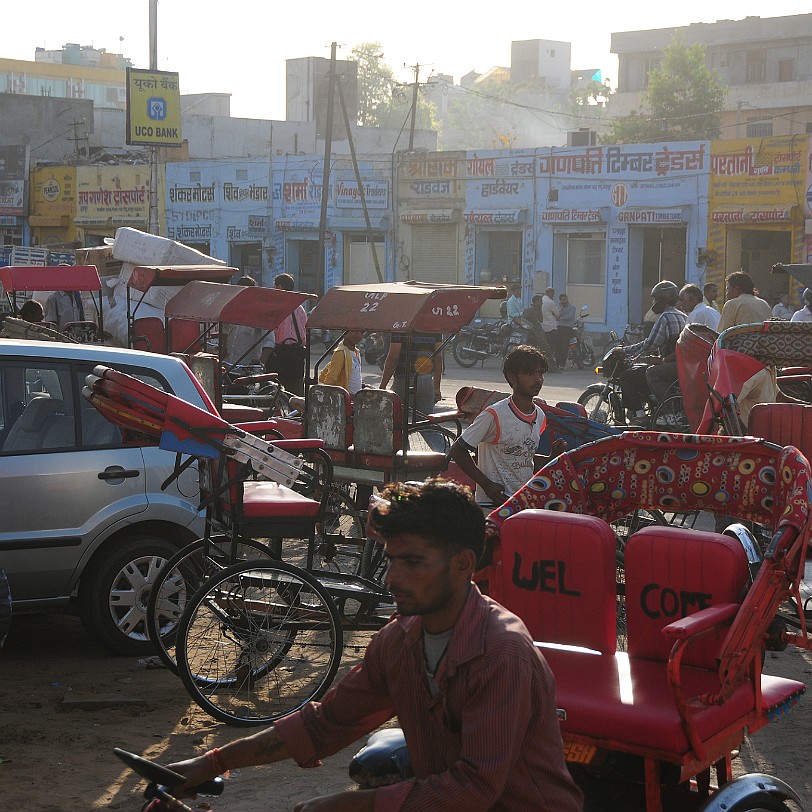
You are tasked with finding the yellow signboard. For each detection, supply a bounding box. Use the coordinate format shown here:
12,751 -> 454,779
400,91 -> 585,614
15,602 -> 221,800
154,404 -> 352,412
126,67 -> 182,147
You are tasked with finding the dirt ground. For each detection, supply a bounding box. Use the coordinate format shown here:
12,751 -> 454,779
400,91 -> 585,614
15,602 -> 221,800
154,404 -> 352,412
3,611 -> 812,812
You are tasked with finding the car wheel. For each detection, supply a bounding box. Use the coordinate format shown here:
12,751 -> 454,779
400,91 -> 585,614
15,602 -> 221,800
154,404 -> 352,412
79,535 -> 180,656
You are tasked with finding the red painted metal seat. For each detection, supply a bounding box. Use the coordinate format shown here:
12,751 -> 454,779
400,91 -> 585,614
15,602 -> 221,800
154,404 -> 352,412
748,402 -> 812,462
131,316 -> 166,353
305,384 -> 353,466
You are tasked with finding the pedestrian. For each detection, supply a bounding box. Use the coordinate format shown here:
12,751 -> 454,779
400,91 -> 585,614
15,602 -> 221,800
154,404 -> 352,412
556,293 -> 576,369
450,345 -> 568,508
716,271 -> 772,333
505,282 -> 524,323
791,289 -> 812,323
262,273 -> 308,396
380,331 -> 444,450
703,282 -> 720,312
679,284 -> 720,331
18,299 -> 44,324
317,329 -> 364,395
541,287 -> 561,371
223,275 -> 275,367
164,478 -> 583,812
772,293 -> 795,321
45,289 -> 84,331
521,294 -> 554,359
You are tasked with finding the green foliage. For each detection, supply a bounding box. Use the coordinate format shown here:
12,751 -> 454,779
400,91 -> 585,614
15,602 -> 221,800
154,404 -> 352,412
603,38 -> 726,144
349,42 -> 438,132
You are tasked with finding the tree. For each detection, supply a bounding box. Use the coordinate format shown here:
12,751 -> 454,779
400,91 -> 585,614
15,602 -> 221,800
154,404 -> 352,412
604,38 -> 727,144
349,43 -> 437,132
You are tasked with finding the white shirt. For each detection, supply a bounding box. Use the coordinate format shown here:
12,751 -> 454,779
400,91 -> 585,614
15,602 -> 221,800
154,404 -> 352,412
348,350 -> 363,395
458,396 -> 546,504
541,295 -> 560,333
791,308 -> 812,323
772,303 -> 795,320
687,302 -> 720,331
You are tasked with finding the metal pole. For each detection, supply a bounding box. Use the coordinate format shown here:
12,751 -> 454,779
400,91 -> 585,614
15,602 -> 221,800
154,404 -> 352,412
317,43 -> 337,295
408,63 -> 419,150
148,0 -> 160,234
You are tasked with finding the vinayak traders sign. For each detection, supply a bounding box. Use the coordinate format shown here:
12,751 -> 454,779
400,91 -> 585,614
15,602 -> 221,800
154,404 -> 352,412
126,68 -> 182,147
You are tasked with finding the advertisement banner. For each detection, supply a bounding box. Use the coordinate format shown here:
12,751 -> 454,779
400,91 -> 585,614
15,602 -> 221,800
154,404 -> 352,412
76,166 -> 149,224
0,145 -> 30,215
126,68 -> 182,147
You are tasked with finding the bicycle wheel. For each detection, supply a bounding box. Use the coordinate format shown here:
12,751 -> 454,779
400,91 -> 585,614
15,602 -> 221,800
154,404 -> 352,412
146,535 -> 280,673
650,394 -> 690,433
406,414 -> 457,454
176,559 -> 343,727
314,484 -> 371,578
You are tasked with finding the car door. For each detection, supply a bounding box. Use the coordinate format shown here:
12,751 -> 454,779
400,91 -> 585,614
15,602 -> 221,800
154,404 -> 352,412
0,359 -> 186,604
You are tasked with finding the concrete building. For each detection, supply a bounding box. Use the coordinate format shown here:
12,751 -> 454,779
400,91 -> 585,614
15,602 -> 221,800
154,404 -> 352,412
610,14 -> 812,138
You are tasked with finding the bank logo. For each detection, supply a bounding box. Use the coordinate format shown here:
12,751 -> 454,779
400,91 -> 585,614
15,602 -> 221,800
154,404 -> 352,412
611,183 -> 629,208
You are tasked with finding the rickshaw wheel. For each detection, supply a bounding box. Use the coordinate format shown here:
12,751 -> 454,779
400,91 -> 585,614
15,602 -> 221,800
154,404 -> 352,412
146,535 -> 279,673
175,559 -> 343,727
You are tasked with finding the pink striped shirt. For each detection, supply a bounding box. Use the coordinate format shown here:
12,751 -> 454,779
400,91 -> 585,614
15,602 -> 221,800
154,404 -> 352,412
274,585 -> 583,811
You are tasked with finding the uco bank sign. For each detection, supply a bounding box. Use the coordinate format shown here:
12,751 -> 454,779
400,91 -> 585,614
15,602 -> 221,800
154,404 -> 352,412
126,68 -> 182,147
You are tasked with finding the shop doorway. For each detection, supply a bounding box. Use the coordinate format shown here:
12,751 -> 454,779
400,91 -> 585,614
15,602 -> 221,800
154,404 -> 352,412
229,242 -> 263,282
286,238 -> 321,295
725,229 -> 792,307
639,227 -> 687,320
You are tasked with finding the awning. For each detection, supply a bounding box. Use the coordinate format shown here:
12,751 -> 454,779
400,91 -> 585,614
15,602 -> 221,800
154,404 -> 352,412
463,210 -> 525,225
711,205 -> 797,224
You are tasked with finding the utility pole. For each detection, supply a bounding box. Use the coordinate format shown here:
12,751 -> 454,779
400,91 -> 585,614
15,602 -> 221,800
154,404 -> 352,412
316,42 -> 337,296
408,63 -> 420,150
148,0 -> 160,235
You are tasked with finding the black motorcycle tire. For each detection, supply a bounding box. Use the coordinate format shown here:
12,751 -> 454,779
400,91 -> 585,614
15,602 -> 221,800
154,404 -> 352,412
578,383 -> 615,425
573,344 -> 585,370
452,335 -> 480,368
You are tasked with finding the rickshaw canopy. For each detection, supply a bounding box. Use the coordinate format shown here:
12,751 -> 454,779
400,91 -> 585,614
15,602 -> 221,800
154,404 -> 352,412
772,262 -> 812,289
165,280 -> 316,331
305,281 -> 506,334
0,265 -> 102,292
127,264 -> 237,293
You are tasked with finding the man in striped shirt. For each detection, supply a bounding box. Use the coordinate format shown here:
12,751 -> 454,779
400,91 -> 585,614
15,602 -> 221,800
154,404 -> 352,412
614,280 -> 687,422
167,479 -> 583,812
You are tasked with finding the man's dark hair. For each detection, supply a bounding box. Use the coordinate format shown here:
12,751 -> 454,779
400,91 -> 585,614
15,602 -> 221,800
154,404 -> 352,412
680,283 -> 702,303
703,282 -> 718,296
725,271 -> 755,294
369,478 -> 485,562
503,344 -> 549,381
19,299 -> 44,322
531,294 -> 544,307
274,273 -> 295,291
237,275 -> 256,287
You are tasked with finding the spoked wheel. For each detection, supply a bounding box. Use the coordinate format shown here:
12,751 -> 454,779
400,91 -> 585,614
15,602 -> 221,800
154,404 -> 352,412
146,535 -> 279,673
406,416 -> 457,454
314,484 -> 372,577
175,559 -> 343,727
650,393 -> 690,433
578,384 -> 614,425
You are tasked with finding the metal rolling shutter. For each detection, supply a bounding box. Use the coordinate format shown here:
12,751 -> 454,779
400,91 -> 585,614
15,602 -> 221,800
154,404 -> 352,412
410,224 -> 458,284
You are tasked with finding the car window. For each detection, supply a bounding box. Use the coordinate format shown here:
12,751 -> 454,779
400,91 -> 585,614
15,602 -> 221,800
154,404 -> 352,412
0,359 -> 174,454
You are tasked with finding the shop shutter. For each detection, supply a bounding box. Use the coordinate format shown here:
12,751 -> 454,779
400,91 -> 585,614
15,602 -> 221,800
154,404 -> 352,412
410,224 -> 458,284
347,237 -> 386,285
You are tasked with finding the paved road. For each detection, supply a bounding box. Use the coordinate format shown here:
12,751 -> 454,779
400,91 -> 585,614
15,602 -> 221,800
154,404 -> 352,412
362,354 -> 599,411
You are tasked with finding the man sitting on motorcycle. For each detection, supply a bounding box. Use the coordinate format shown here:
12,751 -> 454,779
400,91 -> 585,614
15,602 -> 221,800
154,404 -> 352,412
613,280 -> 687,423
521,294 -> 554,360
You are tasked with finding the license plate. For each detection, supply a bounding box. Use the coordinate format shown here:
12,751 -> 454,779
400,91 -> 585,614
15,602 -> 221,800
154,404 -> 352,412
563,741 -> 597,765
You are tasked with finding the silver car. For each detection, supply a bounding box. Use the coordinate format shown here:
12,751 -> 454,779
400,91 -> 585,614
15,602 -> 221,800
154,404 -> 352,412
0,340 -> 206,655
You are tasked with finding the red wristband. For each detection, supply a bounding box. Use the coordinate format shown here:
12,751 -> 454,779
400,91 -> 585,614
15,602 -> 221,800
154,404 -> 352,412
205,747 -> 228,775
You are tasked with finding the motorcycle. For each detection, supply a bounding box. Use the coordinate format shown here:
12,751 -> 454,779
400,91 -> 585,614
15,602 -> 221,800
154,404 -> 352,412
566,304 -> 594,370
602,323 -> 646,354
451,317 -> 511,368
359,332 -> 390,369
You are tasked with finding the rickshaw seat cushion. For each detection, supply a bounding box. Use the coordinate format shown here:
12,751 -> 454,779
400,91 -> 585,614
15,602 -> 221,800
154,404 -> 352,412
132,316 -> 166,353
239,481 -> 321,519
456,387 -> 510,423
349,448 -> 448,473
499,511 -> 617,654
306,384 -> 352,452
220,403 -> 265,423
625,527 -> 749,669
749,402 -> 812,461
541,647 -> 801,756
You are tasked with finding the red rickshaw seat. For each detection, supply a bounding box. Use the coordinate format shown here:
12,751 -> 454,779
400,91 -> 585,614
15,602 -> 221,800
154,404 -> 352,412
132,317 -> 166,353
240,481 -> 322,518
748,402 -> 812,461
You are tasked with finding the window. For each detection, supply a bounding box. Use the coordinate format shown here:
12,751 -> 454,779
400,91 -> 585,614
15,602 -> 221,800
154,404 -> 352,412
643,58 -> 661,88
746,117 -> 773,138
566,234 -> 606,285
719,52 -> 733,69
745,50 -> 766,84
778,59 -> 795,82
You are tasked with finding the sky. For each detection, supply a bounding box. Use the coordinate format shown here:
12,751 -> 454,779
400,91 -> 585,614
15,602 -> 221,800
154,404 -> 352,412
5,1 -> 810,121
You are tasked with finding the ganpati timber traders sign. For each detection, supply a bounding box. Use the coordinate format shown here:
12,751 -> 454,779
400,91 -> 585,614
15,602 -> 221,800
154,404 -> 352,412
126,68 -> 182,147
